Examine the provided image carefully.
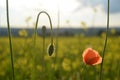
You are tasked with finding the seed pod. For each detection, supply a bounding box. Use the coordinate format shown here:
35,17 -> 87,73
47,44 -> 54,56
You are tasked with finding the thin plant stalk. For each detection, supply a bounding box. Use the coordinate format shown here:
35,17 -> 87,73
92,8 -> 97,28
33,11 -> 53,79
99,0 -> 110,80
117,60 -> 120,80
54,1 -> 60,70
6,0 -> 15,80
34,11 -> 53,46
41,25 -> 46,78
42,31 -> 45,72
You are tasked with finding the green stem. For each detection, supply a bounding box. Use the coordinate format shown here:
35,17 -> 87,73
42,31 -> 45,68
33,11 -> 53,79
54,3 -> 60,70
99,0 -> 110,80
41,25 -> 46,78
6,0 -> 15,80
34,11 -> 53,46
117,60 -> 120,80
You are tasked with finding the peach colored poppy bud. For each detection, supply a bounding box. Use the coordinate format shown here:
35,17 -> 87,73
82,48 -> 102,65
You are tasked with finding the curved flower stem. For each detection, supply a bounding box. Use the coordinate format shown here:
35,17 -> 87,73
34,11 -> 53,45
33,11 -> 53,79
6,0 -> 15,80
99,0 -> 110,80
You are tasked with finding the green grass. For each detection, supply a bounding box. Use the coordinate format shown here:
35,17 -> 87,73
0,36 -> 120,80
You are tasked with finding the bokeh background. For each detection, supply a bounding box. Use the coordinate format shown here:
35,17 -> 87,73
0,0 -> 120,80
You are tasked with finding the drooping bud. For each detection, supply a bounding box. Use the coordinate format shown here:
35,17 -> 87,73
47,44 -> 55,56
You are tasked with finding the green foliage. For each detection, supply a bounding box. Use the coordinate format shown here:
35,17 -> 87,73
0,36 -> 120,80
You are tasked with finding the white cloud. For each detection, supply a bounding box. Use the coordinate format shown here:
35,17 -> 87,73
0,0 -> 120,28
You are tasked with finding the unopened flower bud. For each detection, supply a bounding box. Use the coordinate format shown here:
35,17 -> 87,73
47,44 -> 54,56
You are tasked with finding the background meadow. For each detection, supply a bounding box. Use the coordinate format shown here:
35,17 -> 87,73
0,0 -> 120,80
0,36 -> 120,80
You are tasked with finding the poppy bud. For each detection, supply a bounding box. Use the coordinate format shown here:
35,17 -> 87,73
42,25 -> 46,33
42,25 -> 46,37
47,44 -> 54,56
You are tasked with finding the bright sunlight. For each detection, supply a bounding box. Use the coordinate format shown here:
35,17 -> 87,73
39,0 -> 79,12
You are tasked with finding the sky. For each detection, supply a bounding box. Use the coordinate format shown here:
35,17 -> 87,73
0,0 -> 120,28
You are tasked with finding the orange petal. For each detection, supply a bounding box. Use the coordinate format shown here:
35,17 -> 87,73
82,48 -> 102,65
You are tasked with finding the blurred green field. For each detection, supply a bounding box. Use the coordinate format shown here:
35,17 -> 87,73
0,36 -> 120,80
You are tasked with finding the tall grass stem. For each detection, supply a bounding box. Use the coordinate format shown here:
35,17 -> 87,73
6,0 -> 15,80
54,2 -> 60,70
99,0 -> 110,80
